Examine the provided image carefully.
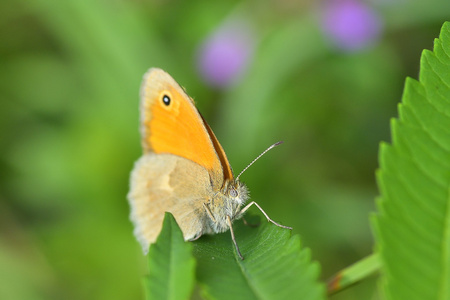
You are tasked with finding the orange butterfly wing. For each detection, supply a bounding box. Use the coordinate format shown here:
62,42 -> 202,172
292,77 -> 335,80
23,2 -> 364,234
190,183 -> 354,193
139,68 -> 233,187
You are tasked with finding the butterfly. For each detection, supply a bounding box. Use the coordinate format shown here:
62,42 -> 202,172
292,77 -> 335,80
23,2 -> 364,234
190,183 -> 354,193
127,68 -> 291,259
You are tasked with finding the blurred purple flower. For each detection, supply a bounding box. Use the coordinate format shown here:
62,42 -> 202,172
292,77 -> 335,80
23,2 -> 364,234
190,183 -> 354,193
197,20 -> 255,88
322,0 -> 382,51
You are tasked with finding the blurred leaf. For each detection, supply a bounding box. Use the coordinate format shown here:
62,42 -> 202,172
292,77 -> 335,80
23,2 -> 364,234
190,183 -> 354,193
373,21 -> 450,300
145,213 -> 195,300
193,216 -> 325,300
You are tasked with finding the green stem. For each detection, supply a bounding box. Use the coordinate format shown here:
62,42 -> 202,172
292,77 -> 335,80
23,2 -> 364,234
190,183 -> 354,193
327,252 -> 380,295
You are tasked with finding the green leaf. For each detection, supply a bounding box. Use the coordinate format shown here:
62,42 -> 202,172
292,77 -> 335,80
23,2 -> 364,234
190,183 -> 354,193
193,216 -> 325,300
145,212 -> 196,300
372,22 -> 450,300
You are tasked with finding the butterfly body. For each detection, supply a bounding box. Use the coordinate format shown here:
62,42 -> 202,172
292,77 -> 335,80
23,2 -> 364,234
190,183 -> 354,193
202,179 -> 248,234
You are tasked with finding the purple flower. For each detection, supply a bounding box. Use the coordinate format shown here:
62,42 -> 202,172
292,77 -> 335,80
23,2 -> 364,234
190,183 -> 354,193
197,20 -> 255,88
322,0 -> 382,51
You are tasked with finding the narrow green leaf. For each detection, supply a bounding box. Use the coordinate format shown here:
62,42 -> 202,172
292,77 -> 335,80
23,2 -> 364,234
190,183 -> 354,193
373,22 -> 450,300
193,216 -> 325,300
145,212 -> 196,300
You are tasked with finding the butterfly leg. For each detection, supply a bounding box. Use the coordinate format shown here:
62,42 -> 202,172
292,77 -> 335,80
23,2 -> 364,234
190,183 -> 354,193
226,215 -> 244,260
203,203 -> 216,223
204,203 -> 245,259
237,201 -> 292,230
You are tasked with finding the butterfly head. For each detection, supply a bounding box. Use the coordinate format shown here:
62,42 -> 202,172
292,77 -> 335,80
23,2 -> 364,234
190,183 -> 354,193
223,179 -> 249,207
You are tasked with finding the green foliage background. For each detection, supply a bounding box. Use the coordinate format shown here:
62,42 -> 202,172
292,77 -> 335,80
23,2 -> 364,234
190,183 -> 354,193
0,0 -> 449,299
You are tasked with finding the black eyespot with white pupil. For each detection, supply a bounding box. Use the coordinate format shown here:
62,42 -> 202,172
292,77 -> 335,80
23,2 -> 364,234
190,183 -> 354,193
162,94 -> 171,106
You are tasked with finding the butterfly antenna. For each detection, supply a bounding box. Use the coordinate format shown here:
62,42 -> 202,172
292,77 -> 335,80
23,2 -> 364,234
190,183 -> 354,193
236,141 -> 283,181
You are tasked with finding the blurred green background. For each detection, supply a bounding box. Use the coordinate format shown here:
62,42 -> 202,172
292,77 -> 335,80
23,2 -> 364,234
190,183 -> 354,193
1,0 -> 448,299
